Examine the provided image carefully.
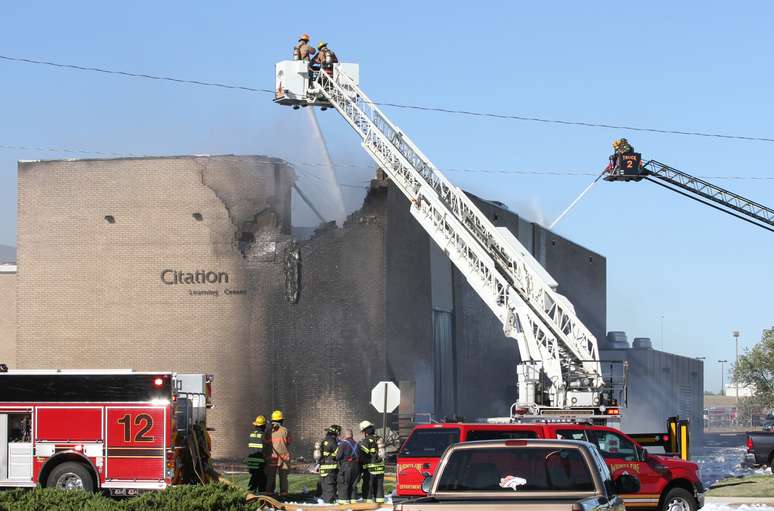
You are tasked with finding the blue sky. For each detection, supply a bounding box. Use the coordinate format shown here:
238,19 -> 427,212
1,1 -> 772,392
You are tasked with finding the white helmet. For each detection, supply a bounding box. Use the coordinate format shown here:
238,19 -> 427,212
359,420 -> 374,431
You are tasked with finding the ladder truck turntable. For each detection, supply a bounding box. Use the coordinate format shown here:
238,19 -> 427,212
275,60 -> 625,418
0,368 -> 213,494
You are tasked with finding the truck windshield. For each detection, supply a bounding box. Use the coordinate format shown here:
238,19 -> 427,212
436,447 -> 595,493
400,428 -> 461,458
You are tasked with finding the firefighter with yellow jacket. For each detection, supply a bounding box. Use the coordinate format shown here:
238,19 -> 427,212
358,420 -> 385,504
314,424 -> 341,503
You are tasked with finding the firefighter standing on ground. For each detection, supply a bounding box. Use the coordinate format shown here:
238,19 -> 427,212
336,428 -> 360,504
245,415 -> 267,493
314,424 -> 341,503
266,410 -> 292,496
358,420 -> 385,504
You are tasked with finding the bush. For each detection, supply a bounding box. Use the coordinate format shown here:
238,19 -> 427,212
0,484 -> 255,511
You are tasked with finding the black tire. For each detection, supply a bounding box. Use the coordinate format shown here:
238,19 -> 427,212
661,488 -> 697,511
45,461 -> 95,492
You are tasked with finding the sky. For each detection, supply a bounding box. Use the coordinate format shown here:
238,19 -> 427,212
1,1 -> 772,392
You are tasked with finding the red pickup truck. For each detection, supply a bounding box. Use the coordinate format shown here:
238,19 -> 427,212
397,422 -> 703,511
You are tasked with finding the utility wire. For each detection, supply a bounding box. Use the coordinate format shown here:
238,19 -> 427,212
0,55 -> 273,94
3,54 -> 774,144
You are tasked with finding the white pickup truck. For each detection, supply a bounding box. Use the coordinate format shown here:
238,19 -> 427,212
395,439 -> 640,511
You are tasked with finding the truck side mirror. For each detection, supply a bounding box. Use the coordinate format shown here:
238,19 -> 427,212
614,474 -> 640,494
421,475 -> 433,494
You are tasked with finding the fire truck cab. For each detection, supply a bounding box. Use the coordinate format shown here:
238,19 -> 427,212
0,369 -> 213,495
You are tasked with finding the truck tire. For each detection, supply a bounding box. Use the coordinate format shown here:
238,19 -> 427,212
661,488 -> 697,511
46,461 -> 95,492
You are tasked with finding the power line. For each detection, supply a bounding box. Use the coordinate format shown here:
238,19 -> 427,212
3,54 -> 774,143
2,143 -> 773,181
0,55 -> 273,94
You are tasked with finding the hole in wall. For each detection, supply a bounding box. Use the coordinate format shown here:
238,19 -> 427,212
193,213 -> 203,221
588,256 -> 593,263
104,215 -> 115,224
551,240 -> 556,247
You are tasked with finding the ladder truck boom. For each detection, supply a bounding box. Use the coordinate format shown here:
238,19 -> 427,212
605,142 -> 774,233
275,60 -> 615,414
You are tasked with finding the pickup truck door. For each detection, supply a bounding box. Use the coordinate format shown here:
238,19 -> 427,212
587,429 -> 661,509
553,428 -> 661,508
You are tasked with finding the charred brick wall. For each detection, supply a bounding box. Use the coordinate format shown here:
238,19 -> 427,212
16,155 -> 293,458
15,156 -> 610,458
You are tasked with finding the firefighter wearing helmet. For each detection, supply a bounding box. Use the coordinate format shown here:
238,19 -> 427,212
357,420 -> 385,504
314,424 -> 341,503
292,33 -> 315,62
608,138 -> 643,177
266,409 -> 292,496
313,41 -> 338,76
245,415 -> 267,493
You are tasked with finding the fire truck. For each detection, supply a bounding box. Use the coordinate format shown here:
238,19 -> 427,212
0,368 -> 214,495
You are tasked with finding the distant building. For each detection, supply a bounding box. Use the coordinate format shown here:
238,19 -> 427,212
724,383 -> 755,397
0,264 -> 15,368
600,333 -> 704,443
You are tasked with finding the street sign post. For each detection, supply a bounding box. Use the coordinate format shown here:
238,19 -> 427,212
371,381 -> 400,439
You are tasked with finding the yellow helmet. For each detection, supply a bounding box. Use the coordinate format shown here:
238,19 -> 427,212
299,34 -> 310,42
253,415 -> 266,426
317,41 -> 328,50
612,139 -> 623,149
271,409 -> 284,421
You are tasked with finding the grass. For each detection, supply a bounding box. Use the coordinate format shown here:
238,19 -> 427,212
708,474 -> 774,497
223,472 -> 395,497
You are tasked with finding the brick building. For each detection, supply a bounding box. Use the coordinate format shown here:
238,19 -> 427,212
0,264 -> 15,367
13,155 -> 608,458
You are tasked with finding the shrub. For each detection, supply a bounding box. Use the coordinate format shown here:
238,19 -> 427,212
0,484 -> 255,511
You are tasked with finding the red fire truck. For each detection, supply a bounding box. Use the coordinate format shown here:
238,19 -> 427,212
0,368 -> 213,495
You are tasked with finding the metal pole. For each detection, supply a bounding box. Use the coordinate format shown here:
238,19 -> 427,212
382,382 -> 388,439
733,331 -> 740,402
718,360 -> 728,395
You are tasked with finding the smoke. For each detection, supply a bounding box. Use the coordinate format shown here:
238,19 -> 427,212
509,197 -> 547,227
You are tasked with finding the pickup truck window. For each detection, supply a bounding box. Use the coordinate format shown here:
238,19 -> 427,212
589,431 -> 638,461
466,430 -> 538,441
400,428 -> 461,457
556,429 -> 588,441
436,447 -> 595,493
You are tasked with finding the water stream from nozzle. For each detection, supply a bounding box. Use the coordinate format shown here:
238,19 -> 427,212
305,107 -> 346,225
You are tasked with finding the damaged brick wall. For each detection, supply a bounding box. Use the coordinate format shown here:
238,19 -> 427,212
16,155 -> 293,458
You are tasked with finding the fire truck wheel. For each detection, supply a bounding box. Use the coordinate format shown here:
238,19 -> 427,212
46,461 -> 95,492
661,487 -> 696,511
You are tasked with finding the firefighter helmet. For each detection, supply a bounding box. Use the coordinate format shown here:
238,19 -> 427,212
359,420 -> 374,431
253,415 -> 266,426
299,34 -> 310,41
317,41 -> 328,50
271,409 -> 284,421
328,424 -> 342,435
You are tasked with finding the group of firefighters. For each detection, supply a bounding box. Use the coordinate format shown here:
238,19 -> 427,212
245,411 -> 386,505
292,34 -> 338,87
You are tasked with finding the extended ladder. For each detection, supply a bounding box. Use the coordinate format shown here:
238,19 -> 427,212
276,62 -> 608,412
643,160 -> 774,233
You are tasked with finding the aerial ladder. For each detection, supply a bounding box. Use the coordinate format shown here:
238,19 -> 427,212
605,141 -> 774,233
274,60 -> 621,417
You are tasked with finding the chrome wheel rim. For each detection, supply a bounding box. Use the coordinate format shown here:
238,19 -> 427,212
666,496 -> 691,511
55,472 -> 85,490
